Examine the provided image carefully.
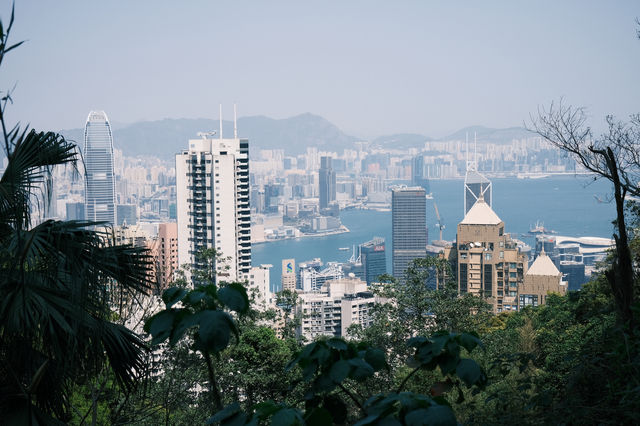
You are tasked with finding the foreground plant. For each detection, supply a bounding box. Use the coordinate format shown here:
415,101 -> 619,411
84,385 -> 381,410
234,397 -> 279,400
0,7 -> 152,423
209,331 -> 486,425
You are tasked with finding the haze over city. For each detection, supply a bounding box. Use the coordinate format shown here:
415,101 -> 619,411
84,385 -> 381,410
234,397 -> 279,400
3,1 -> 639,137
2,2 -> 640,424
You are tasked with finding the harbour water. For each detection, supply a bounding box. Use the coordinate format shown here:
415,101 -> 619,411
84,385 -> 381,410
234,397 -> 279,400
252,175 -> 616,290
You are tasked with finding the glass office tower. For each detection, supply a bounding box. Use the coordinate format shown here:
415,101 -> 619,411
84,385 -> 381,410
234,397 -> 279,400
392,187 -> 427,279
84,111 -> 116,225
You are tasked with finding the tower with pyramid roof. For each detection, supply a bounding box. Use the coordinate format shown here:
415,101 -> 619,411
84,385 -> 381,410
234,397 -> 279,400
446,194 -> 528,313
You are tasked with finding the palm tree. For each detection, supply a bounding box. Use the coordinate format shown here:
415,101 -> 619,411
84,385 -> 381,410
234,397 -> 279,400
0,9 -> 152,423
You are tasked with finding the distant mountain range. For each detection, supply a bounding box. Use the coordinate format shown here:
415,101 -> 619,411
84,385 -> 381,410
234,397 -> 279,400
444,125 -> 536,144
59,114 -> 535,160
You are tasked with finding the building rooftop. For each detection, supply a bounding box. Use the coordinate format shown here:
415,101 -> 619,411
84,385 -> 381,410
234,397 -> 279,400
460,197 -> 502,225
527,251 -> 561,276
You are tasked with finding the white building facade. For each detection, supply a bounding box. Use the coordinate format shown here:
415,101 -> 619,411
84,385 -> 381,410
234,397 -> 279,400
296,277 -> 376,341
176,134 -> 251,282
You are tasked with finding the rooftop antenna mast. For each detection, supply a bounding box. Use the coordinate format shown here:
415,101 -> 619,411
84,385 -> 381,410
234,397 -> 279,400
219,104 -> 223,139
233,104 -> 238,139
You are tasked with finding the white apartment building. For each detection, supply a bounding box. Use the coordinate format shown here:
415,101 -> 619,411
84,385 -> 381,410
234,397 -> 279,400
247,264 -> 273,310
176,134 -> 251,282
296,277 -> 376,341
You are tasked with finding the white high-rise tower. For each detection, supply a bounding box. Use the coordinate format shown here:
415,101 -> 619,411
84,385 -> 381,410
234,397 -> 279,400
176,109 -> 251,282
84,111 -> 116,225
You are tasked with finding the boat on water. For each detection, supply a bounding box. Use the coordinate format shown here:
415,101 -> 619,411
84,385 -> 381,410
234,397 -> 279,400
517,173 -> 550,179
338,247 -> 350,251
528,220 -> 557,235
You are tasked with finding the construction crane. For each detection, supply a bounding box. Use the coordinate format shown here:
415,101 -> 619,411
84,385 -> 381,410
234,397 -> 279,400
433,200 -> 445,242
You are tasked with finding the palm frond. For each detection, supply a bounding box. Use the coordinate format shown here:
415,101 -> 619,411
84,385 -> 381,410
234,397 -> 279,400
0,127 -> 77,229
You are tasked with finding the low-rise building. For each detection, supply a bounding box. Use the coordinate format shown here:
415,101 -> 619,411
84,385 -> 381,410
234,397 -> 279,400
520,250 -> 567,307
296,277 -> 375,341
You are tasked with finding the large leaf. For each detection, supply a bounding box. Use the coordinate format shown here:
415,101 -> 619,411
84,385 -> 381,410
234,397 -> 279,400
146,310 -> 176,345
329,359 -> 351,384
348,358 -> 375,381
162,287 -> 187,308
455,358 -> 485,387
365,348 -> 387,371
169,310 -> 201,346
458,332 -> 482,352
326,337 -> 348,351
405,406 -> 456,426
270,408 -> 303,426
198,310 -> 237,352
218,283 -> 249,313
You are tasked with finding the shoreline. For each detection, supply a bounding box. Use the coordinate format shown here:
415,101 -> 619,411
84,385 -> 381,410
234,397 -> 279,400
252,225 -> 350,245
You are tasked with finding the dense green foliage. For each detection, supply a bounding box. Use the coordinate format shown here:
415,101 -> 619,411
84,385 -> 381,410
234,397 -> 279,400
0,11 -> 153,424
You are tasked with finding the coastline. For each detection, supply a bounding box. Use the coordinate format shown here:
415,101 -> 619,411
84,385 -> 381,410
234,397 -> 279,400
252,225 -> 350,245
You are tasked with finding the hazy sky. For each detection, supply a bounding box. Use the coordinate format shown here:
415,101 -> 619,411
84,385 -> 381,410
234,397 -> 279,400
2,1 -> 639,138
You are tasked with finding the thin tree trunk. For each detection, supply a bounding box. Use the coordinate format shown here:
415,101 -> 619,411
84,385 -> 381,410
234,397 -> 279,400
204,350 -> 223,411
603,147 -> 635,328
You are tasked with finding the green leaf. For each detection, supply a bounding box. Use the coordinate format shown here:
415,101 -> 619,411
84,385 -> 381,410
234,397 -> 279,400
207,402 -> 241,424
348,358 -> 375,381
365,348 -> 387,371
146,310 -> 175,345
405,406 -> 456,426
162,287 -> 187,308
458,332 -> 482,352
323,395 -> 347,423
437,353 -> 458,375
186,290 -> 207,305
301,362 -> 318,381
218,283 -> 249,313
270,407 -> 302,426
407,336 -> 428,347
329,359 -> 351,384
305,407 -> 332,426
254,401 -> 282,419
376,417 -> 403,426
169,311 -> 201,346
354,414 -> 382,426
425,405 -> 457,425
312,345 -> 331,365
326,337 -> 348,351
313,373 -> 336,392
198,310 -> 235,352
455,358 -> 483,386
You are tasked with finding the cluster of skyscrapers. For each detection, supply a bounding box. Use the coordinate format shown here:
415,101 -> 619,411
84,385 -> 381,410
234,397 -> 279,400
76,108 -> 597,339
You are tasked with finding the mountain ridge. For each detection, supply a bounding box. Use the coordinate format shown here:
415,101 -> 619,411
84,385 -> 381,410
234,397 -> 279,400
59,114 -> 535,160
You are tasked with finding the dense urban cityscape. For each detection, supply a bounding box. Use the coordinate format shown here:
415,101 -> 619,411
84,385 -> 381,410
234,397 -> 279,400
1,2 -> 638,424
25,108 -> 612,342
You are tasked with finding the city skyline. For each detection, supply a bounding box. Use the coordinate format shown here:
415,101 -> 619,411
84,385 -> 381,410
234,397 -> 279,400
3,2 -> 639,139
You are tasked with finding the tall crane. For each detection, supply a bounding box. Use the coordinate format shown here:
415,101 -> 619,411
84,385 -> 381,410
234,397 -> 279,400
433,200 -> 445,242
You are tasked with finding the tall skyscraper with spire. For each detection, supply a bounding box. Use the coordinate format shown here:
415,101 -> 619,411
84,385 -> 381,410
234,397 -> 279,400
176,106 -> 251,282
84,111 -> 116,225
464,133 -> 492,215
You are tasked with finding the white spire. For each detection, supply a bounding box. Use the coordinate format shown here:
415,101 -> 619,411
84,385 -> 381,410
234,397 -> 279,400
233,104 -> 238,139
219,104 -> 223,139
